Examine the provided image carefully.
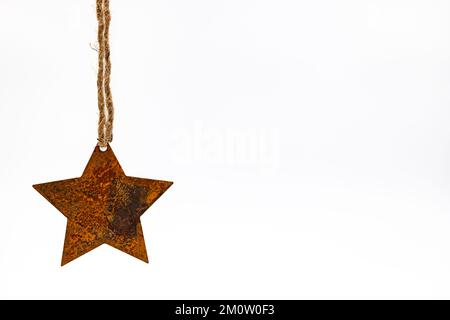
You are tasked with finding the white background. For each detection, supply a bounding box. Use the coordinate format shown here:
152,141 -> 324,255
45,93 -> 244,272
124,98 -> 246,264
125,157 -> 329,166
0,0 -> 450,299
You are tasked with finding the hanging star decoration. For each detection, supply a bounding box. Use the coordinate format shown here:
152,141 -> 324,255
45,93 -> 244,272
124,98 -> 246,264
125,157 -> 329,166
34,1 -> 172,265
34,146 -> 172,265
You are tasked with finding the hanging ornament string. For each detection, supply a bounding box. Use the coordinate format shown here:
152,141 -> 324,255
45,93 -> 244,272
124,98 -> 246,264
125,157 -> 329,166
96,0 -> 114,149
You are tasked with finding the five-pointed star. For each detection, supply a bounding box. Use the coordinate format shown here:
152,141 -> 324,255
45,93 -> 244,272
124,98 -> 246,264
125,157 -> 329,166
33,145 -> 172,266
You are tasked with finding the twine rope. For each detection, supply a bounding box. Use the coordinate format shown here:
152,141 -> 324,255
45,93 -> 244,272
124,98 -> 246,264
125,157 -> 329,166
96,0 -> 114,148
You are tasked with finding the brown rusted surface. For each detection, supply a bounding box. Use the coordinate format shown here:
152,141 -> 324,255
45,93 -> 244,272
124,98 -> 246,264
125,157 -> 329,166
33,145 -> 172,266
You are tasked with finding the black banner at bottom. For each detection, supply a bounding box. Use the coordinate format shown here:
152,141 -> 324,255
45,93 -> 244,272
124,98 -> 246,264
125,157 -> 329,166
1,300 -> 448,318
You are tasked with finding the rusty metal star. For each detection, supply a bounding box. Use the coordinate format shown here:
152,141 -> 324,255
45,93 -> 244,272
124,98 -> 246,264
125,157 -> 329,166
33,145 -> 172,266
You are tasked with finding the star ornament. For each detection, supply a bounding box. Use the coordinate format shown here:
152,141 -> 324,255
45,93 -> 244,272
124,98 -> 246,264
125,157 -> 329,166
33,145 -> 172,266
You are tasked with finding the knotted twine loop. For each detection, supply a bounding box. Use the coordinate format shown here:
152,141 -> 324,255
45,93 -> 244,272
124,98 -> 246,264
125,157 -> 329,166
96,0 -> 114,149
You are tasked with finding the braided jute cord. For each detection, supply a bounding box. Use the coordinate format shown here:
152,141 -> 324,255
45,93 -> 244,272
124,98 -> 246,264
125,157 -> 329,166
96,0 -> 114,149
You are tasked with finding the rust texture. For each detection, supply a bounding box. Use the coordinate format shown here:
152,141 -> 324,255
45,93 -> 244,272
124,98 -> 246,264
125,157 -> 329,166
33,145 -> 172,266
